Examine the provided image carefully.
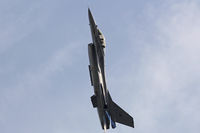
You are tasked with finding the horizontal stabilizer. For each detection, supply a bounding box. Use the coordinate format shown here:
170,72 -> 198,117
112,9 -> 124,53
110,100 -> 134,128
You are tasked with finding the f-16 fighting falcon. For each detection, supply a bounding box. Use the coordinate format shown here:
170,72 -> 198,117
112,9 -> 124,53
87,8 -> 134,131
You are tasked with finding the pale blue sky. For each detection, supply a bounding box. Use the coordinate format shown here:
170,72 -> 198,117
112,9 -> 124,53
0,0 -> 200,133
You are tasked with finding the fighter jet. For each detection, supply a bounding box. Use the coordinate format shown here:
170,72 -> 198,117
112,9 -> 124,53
87,8 -> 134,131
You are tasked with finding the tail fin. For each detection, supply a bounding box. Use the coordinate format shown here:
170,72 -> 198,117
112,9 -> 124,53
109,99 -> 134,128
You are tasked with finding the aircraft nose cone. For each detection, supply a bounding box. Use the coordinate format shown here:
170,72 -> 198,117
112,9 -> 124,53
88,8 -> 96,27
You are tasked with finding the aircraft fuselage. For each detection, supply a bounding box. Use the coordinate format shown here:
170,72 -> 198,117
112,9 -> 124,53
87,8 -> 134,131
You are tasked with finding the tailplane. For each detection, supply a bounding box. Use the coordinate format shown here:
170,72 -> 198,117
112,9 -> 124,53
108,93 -> 134,128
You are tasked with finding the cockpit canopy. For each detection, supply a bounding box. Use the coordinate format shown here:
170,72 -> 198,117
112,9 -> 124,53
97,29 -> 106,48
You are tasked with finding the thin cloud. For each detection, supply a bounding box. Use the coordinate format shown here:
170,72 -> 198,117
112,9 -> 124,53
119,1 -> 200,133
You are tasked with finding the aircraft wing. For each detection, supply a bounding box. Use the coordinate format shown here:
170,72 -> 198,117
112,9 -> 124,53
110,100 -> 134,128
